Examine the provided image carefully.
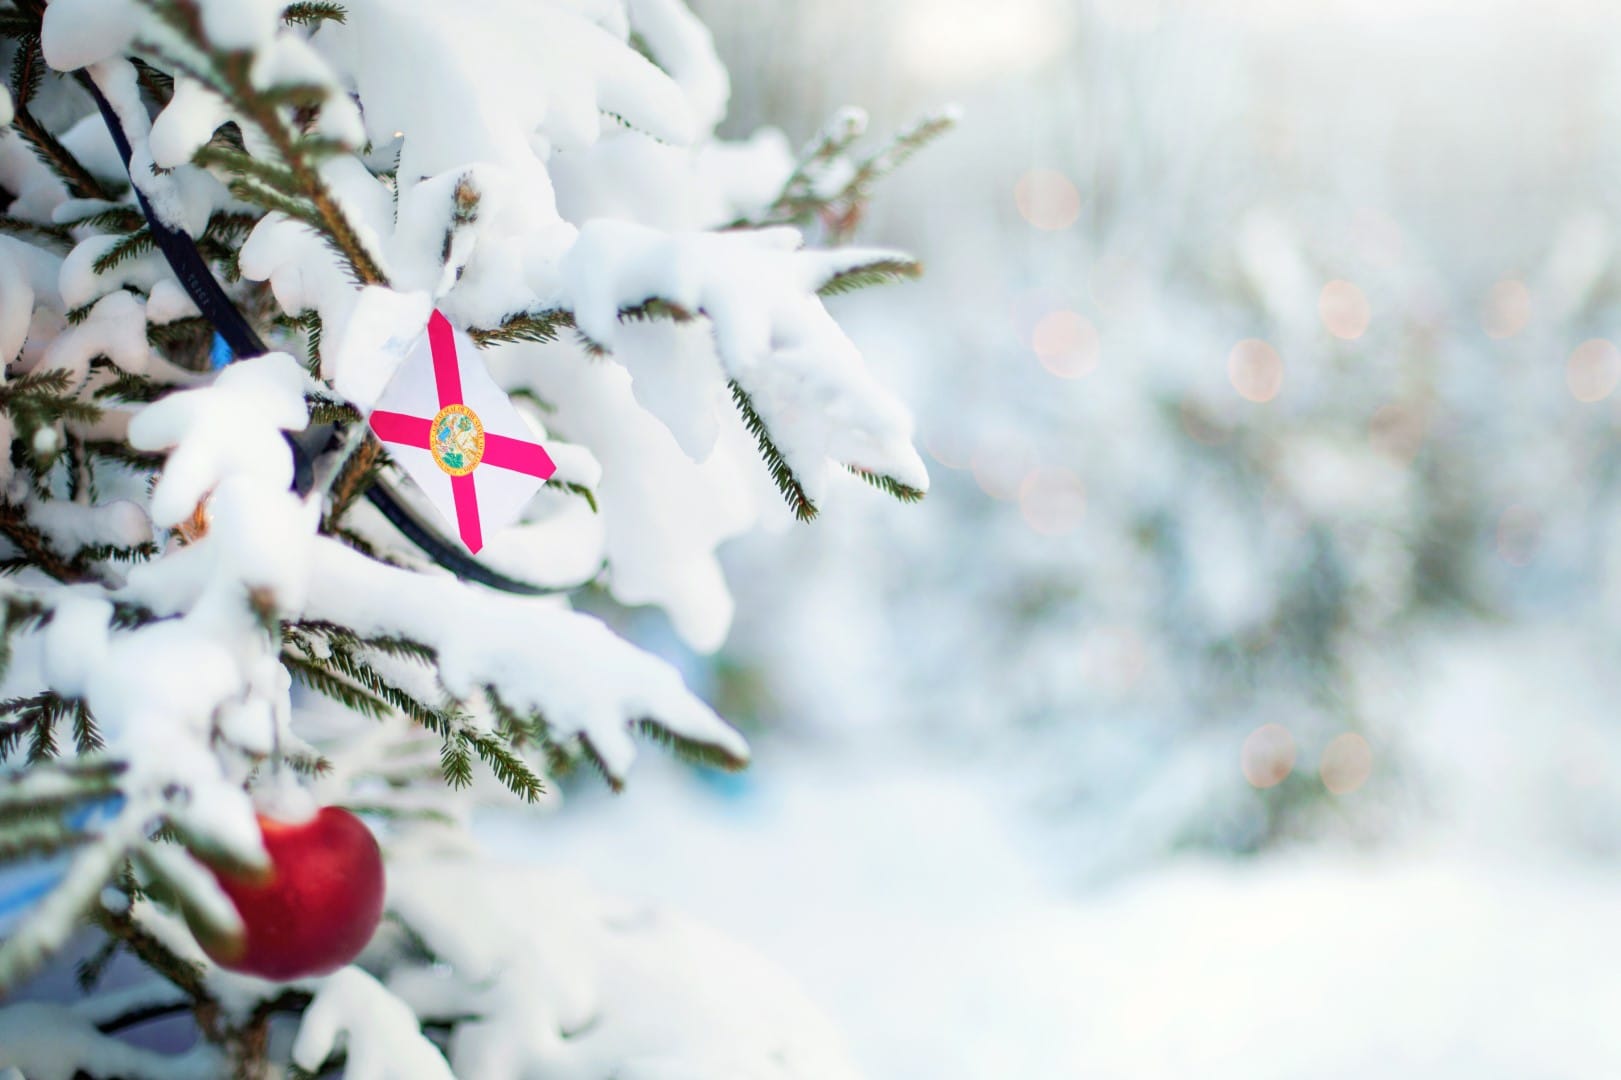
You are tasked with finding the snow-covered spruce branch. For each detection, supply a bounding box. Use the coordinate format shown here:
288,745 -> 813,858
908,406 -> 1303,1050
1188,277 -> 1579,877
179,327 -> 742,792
459,238 -> 930,521
135,0 -> 384,285
293,540 -> 749,786
6,23 -> 122,202
0,0 -> 936,1072
741,105 -> 959,240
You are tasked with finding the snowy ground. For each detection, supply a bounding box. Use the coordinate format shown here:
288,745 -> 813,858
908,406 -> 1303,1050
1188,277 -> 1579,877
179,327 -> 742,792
498,763 -> 1621,1079
492,623 -> 1621,1080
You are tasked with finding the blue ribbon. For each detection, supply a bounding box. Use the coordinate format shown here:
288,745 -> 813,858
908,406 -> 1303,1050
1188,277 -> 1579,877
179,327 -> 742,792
209,331 -> 233,371
77,71 -> 549,596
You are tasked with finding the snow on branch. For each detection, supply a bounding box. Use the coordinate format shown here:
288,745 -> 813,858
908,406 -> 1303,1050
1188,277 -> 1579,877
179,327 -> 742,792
559,221 -> 929,513
291,967 -> 453,1079
383,856 -> 863,1079
300,540 -> 748,785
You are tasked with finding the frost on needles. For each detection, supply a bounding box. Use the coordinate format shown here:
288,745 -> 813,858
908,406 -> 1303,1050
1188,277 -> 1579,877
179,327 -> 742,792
0,0 -> 950,1076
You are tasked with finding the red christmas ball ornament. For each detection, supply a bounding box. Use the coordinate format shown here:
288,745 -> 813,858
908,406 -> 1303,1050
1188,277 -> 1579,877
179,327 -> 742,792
192,806 -> 385,980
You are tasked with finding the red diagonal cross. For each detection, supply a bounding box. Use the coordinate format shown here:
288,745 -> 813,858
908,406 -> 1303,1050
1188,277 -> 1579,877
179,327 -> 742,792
369,311 -> 556,553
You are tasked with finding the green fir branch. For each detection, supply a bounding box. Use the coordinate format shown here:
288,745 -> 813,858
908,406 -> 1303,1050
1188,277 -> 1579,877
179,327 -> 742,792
0,692 -> 83,763
201,209 -> 260,242
84,439 -> 166,472
26,710 -> 58,761
131,58 -> 175,105
324,437 -> 381,528
55,204 -> 149,233
618,297 -> 695,324
354,632 -> 437,664
751,108 -> 955,235
288,627 -> 545,800
468,309 -> 574,348
436,737 -> 474,789
88,899 -> 212,1004
312,639 -> 450,728
769,108 -> 868,219
7,25 -> 44,104
282,1 -> 347,27
0,761 -> 123,820
505,387 -> 555,414
634,716 -> 748,772
846,465 -> 926,504
844,109 -> 958,203
109,601 -> 164,630
0,213 -> 72,249
256,81 -> 329,110
0,815 -> 91,861
729,381 -> 817,521
143,317 -> 214,360
573,735 -> 623,793
282,749 -> 332,777
138,0 -> 391,284
302,310 -> 325,374
484,688 -> 536,747
307,396 -> 362,425
815,256 -> 922,297
71,698 -> 103,754
464,730 -> 545,802
282,651 -> 392,721
559,481 -> 598,513
0,369 -> 108,432
195,143 -> 300,191
290,133 -> 352,162
0,503 -> 95,583
227,176 -> 322,226
74,541 -> 159,569
8,35 -> 122,202
91,229 -> 157,274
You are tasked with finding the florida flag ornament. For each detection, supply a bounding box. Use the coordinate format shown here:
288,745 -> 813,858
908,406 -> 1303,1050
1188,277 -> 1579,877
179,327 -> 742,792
368,311 -> 556,553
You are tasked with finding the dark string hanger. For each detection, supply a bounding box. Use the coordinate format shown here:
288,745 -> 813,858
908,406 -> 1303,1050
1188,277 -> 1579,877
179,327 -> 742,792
77,69 -> 552,596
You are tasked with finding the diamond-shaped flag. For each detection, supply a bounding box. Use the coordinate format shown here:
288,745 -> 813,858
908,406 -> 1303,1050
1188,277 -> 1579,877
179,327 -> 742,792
368,311 -> 556,553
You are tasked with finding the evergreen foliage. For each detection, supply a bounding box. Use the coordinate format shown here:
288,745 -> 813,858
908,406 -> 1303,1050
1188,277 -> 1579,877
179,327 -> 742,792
0,0 -> 941,1074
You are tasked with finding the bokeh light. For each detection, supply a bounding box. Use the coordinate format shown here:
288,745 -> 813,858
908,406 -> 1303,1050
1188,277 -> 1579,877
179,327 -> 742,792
1566,339 -> 1621,403
1032,310 -> 1101,378
971,436 -> 1039,501
1078,625 -> 1148,697
1319,280 -> 1371,340
1319,733 -> 1373,795
1015,169 -> 1082,231
1241,724 -> 1297,789
1018,466 -> 1086,535
1481,279 -> 1532,339
1228,339 -> 1284,402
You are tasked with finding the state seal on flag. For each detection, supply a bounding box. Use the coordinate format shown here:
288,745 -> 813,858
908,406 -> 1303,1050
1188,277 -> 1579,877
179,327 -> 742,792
431,404 -> 485,476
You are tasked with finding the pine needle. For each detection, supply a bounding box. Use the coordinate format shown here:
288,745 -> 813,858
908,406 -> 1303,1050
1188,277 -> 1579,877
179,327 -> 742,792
729,381 -> 818,521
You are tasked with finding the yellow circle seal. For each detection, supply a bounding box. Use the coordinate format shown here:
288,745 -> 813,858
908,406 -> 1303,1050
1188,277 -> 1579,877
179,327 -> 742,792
429,403 -> 485,476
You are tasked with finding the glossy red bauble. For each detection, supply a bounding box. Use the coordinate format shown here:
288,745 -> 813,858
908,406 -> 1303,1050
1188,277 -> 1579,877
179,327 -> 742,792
194,806 -> 385,981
